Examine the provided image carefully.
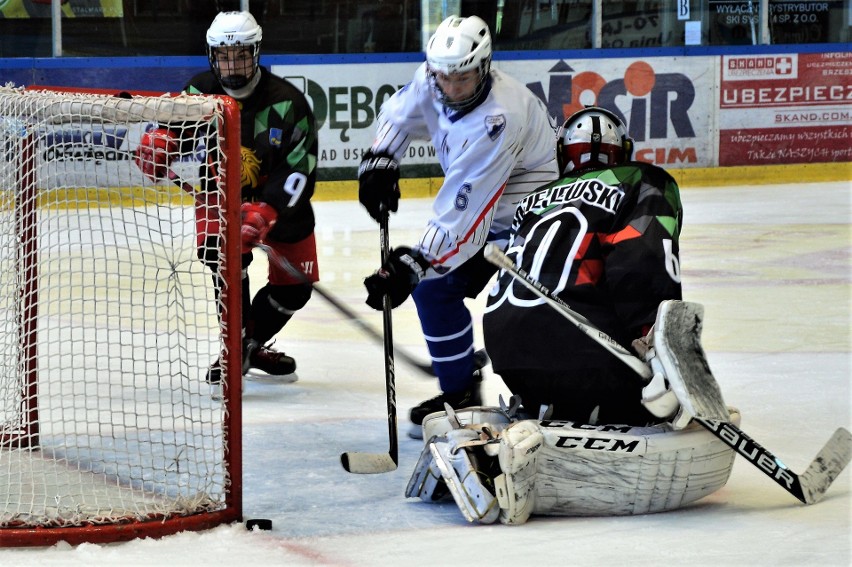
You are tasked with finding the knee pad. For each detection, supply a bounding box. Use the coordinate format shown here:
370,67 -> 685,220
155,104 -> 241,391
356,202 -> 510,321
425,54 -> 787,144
256,284 -> 312,314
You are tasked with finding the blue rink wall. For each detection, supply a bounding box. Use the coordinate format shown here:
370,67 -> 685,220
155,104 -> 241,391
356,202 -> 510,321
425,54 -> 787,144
1,45 -> 849,198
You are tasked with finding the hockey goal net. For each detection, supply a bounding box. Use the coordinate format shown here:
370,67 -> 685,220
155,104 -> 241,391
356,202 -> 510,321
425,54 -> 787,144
0,85 -> 243,546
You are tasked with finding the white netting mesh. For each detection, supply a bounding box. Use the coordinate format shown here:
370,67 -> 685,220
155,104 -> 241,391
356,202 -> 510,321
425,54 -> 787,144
0,85 -> 237,534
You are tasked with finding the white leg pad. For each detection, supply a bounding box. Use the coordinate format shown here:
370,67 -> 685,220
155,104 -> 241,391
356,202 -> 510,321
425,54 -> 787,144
532,409 -> 740,516
430,429 -> 500,524
405,437 -> 450,502
495,420 -> 544,525
410,402 -> 739,522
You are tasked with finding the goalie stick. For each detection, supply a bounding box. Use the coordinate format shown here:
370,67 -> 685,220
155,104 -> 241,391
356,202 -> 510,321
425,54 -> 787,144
483,243 -> 852,505
340,213 -> 398,474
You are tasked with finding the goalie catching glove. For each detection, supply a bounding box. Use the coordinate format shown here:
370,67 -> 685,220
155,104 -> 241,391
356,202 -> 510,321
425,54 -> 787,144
134,127 -> 178,181
358,150 -> 400,222
364,246 -> 430,310
240,202 -> 278,253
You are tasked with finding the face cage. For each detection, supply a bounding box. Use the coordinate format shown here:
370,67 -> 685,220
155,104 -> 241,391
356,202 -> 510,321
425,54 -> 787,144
426,61 -> 490,111
561,142 -> 626,175
207,44 -> 260,90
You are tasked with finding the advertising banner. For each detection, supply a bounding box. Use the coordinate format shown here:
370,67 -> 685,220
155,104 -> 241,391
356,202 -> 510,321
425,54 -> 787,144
0,0 -> 122,18
501,57 -> 715,169
272,55 -> 716,175
718,52 -> 852,166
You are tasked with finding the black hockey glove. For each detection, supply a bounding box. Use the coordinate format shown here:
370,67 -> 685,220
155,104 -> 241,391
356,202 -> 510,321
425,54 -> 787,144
364,247 -> 430,310
358,150 -> 400,222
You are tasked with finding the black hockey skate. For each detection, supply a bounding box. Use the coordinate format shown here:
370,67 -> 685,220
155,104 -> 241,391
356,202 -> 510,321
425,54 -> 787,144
243,339 -> 297,377
205,340 -> 297,397
408,382 -> 482,440
206,358 -> 224,385
408,352 -> 488,440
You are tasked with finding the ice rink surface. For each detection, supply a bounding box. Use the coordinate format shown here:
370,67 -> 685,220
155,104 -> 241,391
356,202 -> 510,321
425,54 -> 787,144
3,180 -> 850,566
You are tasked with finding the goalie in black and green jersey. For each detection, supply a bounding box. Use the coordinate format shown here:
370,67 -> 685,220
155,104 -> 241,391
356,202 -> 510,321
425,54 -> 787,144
186,10 -> 319,387
483,106 -> 683,426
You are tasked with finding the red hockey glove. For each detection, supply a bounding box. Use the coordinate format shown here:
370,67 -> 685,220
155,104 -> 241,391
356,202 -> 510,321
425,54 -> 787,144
364,247 -> 429,310
240,202 -> 278,253
134,128 -> 177,181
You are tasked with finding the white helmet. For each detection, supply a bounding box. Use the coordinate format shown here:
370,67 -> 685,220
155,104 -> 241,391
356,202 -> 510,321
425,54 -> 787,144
206,11 -> 262,91
557,106 -> 634,175
426,15 -> 492,110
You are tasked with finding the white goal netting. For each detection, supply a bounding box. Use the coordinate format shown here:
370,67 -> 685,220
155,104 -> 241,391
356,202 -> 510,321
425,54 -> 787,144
0,85 -> 241,544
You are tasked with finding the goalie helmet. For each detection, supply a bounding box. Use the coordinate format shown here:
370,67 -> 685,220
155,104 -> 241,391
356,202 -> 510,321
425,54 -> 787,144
426,15 -> 492,110
206,11 -> 263,94
557,106 -> 634,175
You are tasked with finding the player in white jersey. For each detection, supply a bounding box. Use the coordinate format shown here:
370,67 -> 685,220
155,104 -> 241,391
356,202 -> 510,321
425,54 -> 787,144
358,15 -> 559,438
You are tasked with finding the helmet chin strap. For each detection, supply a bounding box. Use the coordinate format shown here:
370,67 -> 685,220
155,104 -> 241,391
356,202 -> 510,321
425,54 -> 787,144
222,72 -> 261,100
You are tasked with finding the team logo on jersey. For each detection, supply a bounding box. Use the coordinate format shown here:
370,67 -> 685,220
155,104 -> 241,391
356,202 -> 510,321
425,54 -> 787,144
269,128 -> 283,147
485,114 -> 506,140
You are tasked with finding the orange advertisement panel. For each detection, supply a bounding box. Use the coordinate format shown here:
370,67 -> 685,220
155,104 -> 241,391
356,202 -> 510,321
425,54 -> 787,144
718,52 -> 851,166
0,0 -> 122,18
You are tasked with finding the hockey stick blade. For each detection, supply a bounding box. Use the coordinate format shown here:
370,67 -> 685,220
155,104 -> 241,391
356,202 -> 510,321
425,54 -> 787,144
798,427 -> 852,504
697,420 -> 852,505
340,451 -> 398,474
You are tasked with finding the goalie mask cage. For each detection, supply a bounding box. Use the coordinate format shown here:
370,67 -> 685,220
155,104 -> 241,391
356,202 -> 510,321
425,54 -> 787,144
0,85 -> 243,546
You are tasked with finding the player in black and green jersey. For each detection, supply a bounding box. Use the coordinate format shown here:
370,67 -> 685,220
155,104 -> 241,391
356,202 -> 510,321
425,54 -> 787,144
186,11 -> 320,387
483,106 -> 683,426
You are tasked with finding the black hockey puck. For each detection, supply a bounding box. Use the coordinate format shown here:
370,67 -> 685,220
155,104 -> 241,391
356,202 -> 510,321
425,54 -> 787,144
245,518 -> 273,531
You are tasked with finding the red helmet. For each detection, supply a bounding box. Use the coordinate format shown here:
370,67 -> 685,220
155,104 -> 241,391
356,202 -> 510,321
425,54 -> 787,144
556,106 -> 633,175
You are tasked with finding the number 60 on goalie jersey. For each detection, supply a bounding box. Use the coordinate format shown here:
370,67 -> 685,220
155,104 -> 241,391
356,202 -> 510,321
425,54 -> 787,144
484,161 -> 684,373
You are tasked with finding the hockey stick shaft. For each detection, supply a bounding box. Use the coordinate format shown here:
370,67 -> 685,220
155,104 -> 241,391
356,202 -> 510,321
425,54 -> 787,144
340,214 -> 399,474
167,168 -> 198,195
483,244 -> 651,380
484,243 -> 851,504
380,214 -> 400,466
257,243 -> 433,377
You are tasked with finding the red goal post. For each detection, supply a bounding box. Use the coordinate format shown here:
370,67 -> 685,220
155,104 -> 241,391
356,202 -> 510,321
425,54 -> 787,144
0,85 -> 243,546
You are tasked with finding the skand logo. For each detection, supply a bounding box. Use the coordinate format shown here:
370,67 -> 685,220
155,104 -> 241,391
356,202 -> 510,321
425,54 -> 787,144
723,55 -> 798,80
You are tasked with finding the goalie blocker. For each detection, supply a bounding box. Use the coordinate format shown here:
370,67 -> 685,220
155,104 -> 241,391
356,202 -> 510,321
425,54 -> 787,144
406,405 -> 739,524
